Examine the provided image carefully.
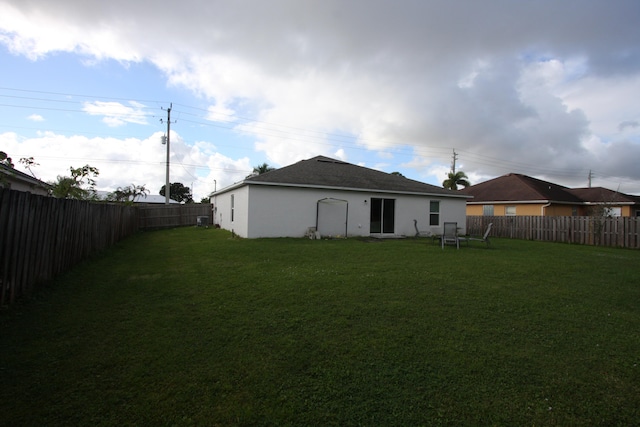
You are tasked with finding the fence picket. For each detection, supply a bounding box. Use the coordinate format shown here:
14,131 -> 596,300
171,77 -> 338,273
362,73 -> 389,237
0,189 -> 213,306
4,189 -> 637,307
467,215 -> 640,248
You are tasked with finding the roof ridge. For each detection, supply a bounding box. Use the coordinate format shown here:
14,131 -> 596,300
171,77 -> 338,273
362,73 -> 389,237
232,155 -> 466,197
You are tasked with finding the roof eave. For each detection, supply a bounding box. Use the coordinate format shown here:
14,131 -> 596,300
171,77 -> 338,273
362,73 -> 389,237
218,180 -> 471,198
467,199 -> 583,205
582,201 -> 635,206
210,180 -> 249,196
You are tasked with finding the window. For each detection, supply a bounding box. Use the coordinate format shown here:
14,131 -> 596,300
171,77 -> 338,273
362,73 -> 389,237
604,207 -> 621,217
230,194 -> 235,222
429,201 -> 440,226
505,206 -> 516,216
483,205 -> 494,216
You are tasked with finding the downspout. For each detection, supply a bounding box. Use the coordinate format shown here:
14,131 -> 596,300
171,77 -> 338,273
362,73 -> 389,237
344,202 -> 349,237
541,202 -> 551,216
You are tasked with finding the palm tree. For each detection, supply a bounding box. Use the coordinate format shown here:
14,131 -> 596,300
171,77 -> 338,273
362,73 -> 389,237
442,171 -> 470,190
247,163 -> 275,178
107,184 -> 149,203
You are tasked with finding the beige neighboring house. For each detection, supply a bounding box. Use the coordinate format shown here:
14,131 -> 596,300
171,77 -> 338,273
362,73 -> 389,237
567,187 -> 640,217
460,173 -> 640,217
0,163 -> 51,196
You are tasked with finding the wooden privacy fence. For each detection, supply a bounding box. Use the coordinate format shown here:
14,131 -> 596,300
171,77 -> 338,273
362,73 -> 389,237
137,204 -> 212,229
0,189 -> 138,306
467,215 -> 640,248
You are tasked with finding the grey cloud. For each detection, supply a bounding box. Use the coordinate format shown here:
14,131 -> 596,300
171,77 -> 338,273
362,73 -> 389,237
7,1 -> 640,68
2,0 -> 640,191
619,120 -> 639,132
593,139 -> 640,192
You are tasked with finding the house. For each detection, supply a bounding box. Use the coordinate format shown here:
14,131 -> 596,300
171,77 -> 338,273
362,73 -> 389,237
0,163 -> 51,196
131,194 -> 181,204
567,187 -> 640,217
210,156 -> 470,238
460,173 -> 640,217
96,191 -> 181,204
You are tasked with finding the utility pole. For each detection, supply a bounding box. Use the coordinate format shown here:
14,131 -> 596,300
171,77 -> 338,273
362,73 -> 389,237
161,104 -> 174,205
588,170 -> 593,188
451,148 -> 458,174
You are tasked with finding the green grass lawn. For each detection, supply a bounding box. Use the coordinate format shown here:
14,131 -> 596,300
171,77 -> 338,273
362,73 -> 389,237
1,228 -> 639,426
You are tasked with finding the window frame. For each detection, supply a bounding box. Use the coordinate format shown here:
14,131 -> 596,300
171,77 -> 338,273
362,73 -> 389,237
429,200 -> 440,226
482,205 -> 494,216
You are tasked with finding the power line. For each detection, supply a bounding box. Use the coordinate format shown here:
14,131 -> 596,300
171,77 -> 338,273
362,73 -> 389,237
1,86 -> 435,154
2,86 -> 636,186
0,86 -> 169,105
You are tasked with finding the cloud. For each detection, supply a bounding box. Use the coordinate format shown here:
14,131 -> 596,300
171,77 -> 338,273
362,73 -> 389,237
1,0 -> 640,192
27,114 -> 44,121
0,130 -> 237,200
333,149 -> 346,161
618,120 -> 639,132
82,101 -> 149,127
205,103 -> 236,123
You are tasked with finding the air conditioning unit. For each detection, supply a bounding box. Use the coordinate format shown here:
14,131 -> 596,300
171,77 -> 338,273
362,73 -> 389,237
196,216 -> 209,227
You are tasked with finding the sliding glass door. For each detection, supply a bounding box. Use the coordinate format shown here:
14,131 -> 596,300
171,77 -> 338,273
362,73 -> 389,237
370,198 -> 395,234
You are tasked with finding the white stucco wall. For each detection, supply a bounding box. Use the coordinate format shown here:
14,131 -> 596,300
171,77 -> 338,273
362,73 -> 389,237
212,185 -> 250,237
213,183 -> 467,238
4,178 -> 50,196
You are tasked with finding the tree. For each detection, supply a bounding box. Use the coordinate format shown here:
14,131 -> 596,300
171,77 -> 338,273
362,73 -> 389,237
106,184 -> 149,204
390,171 -> 405,177
0,151 -> 14,187
200,196 -> 211,204
19,157 -> 39,178
442,171 -> 470,190
50,165 -> 100,200
0,151 -> 14,168
247,162 -> 275,178
159,182 -> 193,203
1,152 -> 41,187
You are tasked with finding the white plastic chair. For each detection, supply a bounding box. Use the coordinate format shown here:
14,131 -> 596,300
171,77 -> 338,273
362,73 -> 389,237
441,222 -> 459,249
459,223 -> 493,247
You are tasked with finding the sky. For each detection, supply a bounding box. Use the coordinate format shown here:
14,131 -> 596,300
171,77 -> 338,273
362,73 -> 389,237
1,0 -> 639,201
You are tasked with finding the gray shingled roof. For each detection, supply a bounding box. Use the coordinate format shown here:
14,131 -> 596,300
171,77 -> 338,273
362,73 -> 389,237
244,156 -> 467,197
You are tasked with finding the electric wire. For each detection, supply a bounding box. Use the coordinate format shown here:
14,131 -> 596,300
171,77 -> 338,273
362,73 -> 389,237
0,86 -> 636,187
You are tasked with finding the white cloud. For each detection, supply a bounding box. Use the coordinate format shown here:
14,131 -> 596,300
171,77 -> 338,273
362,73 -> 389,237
82,101 -> 149,127
27,114 -> 44,122
333,149 -> 346,161
0,130 -> 231,200
205,103 -> 236,123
